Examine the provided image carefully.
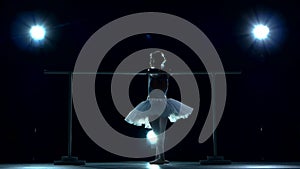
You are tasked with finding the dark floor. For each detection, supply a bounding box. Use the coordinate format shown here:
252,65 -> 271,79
1,162 -> 300,169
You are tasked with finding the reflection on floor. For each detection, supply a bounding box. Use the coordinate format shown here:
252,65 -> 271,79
1,162 -> 300,169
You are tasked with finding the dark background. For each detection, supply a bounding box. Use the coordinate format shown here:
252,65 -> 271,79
1,0 -> 299,163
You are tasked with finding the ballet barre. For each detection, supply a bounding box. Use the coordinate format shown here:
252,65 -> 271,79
45,70 -> 241,165
44,71 -> 241,75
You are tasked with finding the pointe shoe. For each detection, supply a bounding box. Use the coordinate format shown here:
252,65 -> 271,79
149,159 -> 165,165
164,160 -> 170,164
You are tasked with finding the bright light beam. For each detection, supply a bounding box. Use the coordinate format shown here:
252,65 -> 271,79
252,24 -> 270,40
147,130 -> 157,144
29,25 -> 46,41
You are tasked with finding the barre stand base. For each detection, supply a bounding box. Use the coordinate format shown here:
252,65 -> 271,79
200,156 -> 231,165
54,156 -> 86,165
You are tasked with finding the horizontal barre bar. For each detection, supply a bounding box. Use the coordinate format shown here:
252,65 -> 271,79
44,71 -> 242,75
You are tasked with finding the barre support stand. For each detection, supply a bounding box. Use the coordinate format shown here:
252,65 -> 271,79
200,73 -> 231,165
48,72 -> 85,165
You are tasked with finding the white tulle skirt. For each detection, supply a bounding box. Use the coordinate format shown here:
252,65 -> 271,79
125,97 -> 193,129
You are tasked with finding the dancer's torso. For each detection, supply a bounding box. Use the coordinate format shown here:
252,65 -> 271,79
147,68 -> 169,98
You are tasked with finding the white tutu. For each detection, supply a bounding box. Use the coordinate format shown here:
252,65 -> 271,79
125,98 -> 193,129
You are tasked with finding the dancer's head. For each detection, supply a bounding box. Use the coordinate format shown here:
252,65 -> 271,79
149,51 -> 167,69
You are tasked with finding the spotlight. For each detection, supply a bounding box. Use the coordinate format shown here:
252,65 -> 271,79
252,24 -> 270,40
147,130 -> 157,144
29,25 -> 46,41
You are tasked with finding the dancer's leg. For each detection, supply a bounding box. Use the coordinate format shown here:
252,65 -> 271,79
158,117 -> 168,161
150,118 -> 160,160
149,117 -> 168,164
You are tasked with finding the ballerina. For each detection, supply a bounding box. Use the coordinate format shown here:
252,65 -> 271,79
125,51 -> 193,164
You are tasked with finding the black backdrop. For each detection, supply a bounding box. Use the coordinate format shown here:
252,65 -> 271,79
0,0 -> 300,163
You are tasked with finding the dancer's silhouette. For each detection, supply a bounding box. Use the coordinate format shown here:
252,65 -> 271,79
125,51 -> 193,164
